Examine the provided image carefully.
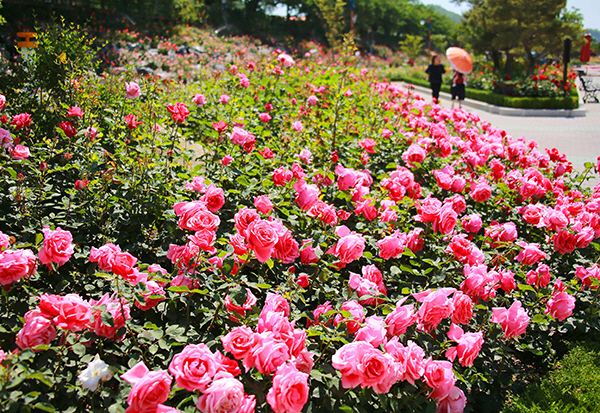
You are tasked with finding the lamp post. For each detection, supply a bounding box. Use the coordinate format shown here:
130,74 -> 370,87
420,18 -> 432,54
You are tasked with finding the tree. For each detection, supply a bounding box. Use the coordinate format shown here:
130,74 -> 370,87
458,0 -> 585,73
398,34 -> 423,64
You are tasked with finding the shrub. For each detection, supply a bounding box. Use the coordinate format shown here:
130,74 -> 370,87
502,340 -> 600,413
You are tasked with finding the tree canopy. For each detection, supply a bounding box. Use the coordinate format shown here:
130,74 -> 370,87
458,0 -> 585,72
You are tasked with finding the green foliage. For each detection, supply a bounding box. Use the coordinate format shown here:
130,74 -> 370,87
398,35 -> 424,64
460,0 -> 585,73
313,0 -> 348,50
502,340 -> 600,413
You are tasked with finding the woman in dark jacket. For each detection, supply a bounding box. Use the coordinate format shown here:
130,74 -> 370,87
425,55 -> 445,103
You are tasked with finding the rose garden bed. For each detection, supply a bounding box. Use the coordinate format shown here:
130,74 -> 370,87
0,24 -> 599,413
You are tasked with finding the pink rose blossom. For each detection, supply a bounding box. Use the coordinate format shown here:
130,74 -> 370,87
491,300 -> 530,338
545,291 -> 575,321
424,360 -> 456,400
193,93 -> 206,105
445,324 -> 484,367
8,144 -> 30,160
121,362 -> 172,413
436,386 -> 467,413
267,363 -> 309,413
169,343 -> 220,392
38,226 -> 75,268
16,315 -> 56,351
0,249 -> 37,285
197,372 -> 245,413
125,82 -> 141,99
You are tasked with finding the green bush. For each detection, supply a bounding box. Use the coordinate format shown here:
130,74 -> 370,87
502,340 -> 600,413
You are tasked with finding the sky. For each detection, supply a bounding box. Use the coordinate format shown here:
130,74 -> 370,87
422,0 -> 600,31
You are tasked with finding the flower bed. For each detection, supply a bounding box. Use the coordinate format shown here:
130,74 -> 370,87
0,24 -> 600,413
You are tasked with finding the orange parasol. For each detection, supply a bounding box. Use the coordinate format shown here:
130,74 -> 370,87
446,47 -> 473,74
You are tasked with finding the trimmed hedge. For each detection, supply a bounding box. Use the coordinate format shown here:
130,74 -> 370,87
391,75 -> 580,110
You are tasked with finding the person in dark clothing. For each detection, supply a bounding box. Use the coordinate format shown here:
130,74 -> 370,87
425,55 -> 445,103
450,70 -> 466,109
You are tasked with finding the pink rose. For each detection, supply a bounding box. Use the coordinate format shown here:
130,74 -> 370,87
432,205 -> 458,235
272,230 -> 300,264
333,300 -> 365,334
169,344 -> 220,392
246,219 -> 279,262
125,82 -> 141,99
293,180 -> 320,211
402,144 -> 427,167
200,184 -> 225,213
327,226 -> 365,267
16,315 -> 56,351
470,181 -> 492,203
385,338 -> 425,385
89,243 -> 121,272
0,249 -> 37,285
267,363 -> 309,413
53,293 -> 92,332
445,324 -> 484,367
385,297 -> 416,336
38,226 -> 75,268
414,288 -> 456,334
273,167 -> 293,187
292,121 -> 303,132
354,316 -> 386,347
377,231 -> 407,260
335,165 -> 358,191
37,293 -> 62,319
461,214 -> 482,233
90,293 -> 130,340
250,333 -> 290,375
221,326 -> 257,361
229,127 -> 254,146
262,292 -> 291,316
254,195 -> 274,214
9,144 -> 30,160
545,291 -> 575,321
307,95 -> 318,106
491,300 -> 530,338
359,138 -> 376,153
552,230 -> 577,255
451,292 -> 473,325
332,342 -> 396,394
224,288 -> 257,318
436,386 -> 467,413
222,155 -> 233,165
197,372 -> 245,413
122,362 -> 172,413
135,280 -> 166,311
112,251 -> 139,283
423,360 -> 456,400
193,93 -> 206,106
259,112 -> 272,123
173,201 -> 220,232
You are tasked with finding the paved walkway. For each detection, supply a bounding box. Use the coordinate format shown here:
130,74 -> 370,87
396,82 -> 600,188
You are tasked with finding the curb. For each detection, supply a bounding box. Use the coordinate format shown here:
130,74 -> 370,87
397,82 -> 587,118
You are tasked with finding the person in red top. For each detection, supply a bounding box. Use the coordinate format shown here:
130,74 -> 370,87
451,70 -> 466,109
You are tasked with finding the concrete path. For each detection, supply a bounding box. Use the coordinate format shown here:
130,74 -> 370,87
396,82 -> 600,188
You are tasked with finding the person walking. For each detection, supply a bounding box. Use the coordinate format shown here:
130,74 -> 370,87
425,55 -> 445,103
450,70 -> 466,109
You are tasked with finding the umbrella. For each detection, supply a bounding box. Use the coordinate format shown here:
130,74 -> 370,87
446,47 -> 473,74
580,34 -> 592,63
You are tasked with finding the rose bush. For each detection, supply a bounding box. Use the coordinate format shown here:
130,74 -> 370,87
0,23 -> 599,413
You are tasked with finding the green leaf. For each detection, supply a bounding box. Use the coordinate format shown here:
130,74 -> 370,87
533,314 -> 547,324
32,403 -> 55,412
265,259 -> 274,269
236,176 -> 251,186
101,311 -> 115,327
255,283 -> 272,289
229,287 -> 248,307
72,343 -> 86,356
517,284 -> 536,293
